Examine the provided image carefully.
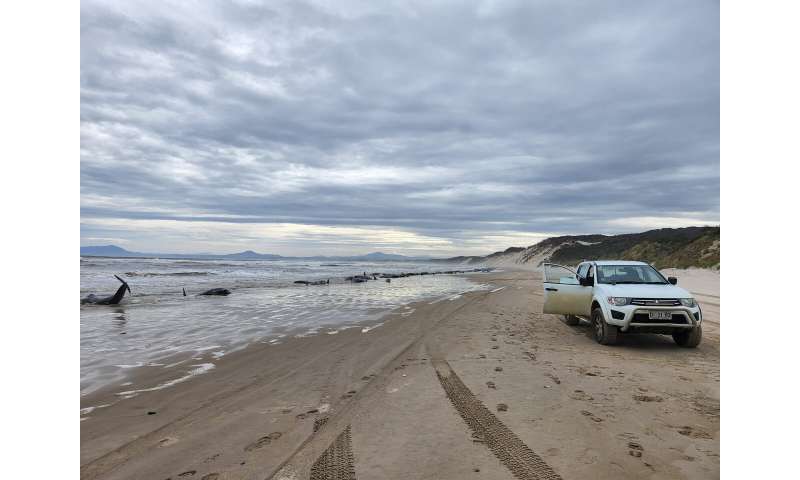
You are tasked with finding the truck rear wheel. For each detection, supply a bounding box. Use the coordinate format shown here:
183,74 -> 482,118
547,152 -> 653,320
673,325 -> 702,348
563,315 -> 580,326
591,308 -> 618,345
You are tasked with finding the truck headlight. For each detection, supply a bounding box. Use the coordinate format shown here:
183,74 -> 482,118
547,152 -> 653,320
607,297 -> 630,306
679,298 -> 696,307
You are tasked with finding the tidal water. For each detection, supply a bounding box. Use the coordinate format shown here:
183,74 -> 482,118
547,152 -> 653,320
80,257 -> 490,395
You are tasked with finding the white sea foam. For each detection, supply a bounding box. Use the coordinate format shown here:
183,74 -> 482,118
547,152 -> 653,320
80,403 -> 111,416
361,323 -> 384,333
115,363 -> 216,397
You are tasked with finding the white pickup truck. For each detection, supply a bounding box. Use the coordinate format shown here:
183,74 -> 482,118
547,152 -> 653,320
542,260 -> 702,347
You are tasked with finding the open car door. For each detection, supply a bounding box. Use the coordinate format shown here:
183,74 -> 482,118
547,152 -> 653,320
542,263 -> 588,316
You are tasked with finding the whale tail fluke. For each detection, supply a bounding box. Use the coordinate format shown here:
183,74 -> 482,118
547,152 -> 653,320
114,274 -> 131,294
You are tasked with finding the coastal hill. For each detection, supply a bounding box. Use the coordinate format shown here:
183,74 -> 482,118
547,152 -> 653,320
435,226 -> 720,269
82,226 -> 719,268
79,246 -> 431,262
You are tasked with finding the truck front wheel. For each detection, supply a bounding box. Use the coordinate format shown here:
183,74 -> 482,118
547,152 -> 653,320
673,325 -> 702,348
591,308 -> 618,345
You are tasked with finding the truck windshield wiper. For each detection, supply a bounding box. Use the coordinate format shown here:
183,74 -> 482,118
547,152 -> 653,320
605,281 -> 668,285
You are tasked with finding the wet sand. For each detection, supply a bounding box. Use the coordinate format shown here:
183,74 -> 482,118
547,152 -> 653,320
81,269 -> 719,479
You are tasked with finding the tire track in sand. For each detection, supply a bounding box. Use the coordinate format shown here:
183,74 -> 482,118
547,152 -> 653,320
309,425 -> 356,480
434,361 -> 562,480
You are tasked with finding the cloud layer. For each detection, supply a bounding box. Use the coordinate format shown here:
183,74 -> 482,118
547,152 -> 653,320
81,0 -> 719,255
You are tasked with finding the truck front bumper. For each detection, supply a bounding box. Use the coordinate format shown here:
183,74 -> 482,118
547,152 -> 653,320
604,304 -> 702,332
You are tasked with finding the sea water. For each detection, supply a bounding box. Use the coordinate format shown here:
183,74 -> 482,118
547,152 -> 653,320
80,257 -> 489,394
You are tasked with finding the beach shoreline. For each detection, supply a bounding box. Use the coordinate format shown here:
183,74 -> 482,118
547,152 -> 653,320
81,268 -> 719,479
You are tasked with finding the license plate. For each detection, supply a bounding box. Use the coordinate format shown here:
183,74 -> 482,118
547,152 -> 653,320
648,311 -> 673,321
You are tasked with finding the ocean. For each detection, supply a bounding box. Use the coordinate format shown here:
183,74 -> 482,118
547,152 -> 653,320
80,257 -> 491,395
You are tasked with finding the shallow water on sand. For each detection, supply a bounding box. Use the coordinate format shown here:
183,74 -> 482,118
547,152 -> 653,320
80,258 -> 490,394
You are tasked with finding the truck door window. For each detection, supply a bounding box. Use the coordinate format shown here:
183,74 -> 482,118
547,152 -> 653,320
577,264 -> 589,279
544,264 -> 579,285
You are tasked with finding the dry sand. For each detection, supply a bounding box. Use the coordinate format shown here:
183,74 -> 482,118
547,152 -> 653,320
81,269 -> 719,479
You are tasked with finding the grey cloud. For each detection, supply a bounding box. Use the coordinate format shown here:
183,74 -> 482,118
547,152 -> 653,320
81,0 -> 719,255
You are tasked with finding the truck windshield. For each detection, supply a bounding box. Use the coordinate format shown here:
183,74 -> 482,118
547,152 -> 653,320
596,265 -> 667,285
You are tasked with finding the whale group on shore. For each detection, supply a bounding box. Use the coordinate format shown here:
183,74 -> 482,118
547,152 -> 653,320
81,267 -> 494,304
342,267 -> 493,283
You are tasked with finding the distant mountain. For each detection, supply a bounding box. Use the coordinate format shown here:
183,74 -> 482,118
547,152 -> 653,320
221,250 -> 285,260
434,226 -> 720,269
80,246 -> 432,262
347,252 -> 419,261
80,245 -> 143,257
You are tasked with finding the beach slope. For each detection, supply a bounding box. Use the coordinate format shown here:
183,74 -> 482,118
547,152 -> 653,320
81,269 -> 719,479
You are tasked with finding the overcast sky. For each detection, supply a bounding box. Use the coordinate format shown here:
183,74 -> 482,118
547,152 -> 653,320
80,0 -> 719,256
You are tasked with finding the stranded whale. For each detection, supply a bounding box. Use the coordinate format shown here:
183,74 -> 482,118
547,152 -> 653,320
199,288 -> 231,296
81,275 -> 131,305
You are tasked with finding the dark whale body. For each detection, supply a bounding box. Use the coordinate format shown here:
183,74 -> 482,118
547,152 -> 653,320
82,275 -> 131,305
199,288 -> 231,296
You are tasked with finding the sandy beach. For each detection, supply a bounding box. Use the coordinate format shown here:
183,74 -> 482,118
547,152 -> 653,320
81,268 -> 719,480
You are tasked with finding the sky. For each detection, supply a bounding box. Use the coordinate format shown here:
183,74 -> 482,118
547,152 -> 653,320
80,0 -> 719,256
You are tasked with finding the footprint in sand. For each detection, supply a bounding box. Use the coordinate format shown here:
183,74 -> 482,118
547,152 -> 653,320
545,373 -> 561,385
313,417 -> 329,432
633,394 -> 664,402
496,403 -> 508,412
677,426 -> 713,439
628,442 -> 644,458
341,390 -> 357,399
494,366 -> 503,372
296,408 -> 320,420
486,381 -> 496,389
201,474 -> 219,480
580,410 -> 603,422
244,432 -> 283,452
570,390 -> 594,401
158,436 -> 179,447
178,471 -> 196,477
522,351 -> 536,361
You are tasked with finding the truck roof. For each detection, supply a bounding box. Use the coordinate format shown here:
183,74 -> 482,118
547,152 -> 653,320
584,260 -> 649,266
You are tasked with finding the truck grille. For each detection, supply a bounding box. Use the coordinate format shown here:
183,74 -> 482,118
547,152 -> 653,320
630,298 -> 681,307
632,313 -> 688,324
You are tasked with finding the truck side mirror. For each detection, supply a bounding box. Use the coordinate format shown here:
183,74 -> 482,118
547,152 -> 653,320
579,276 -> 593,287
668,276 -> 678,285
